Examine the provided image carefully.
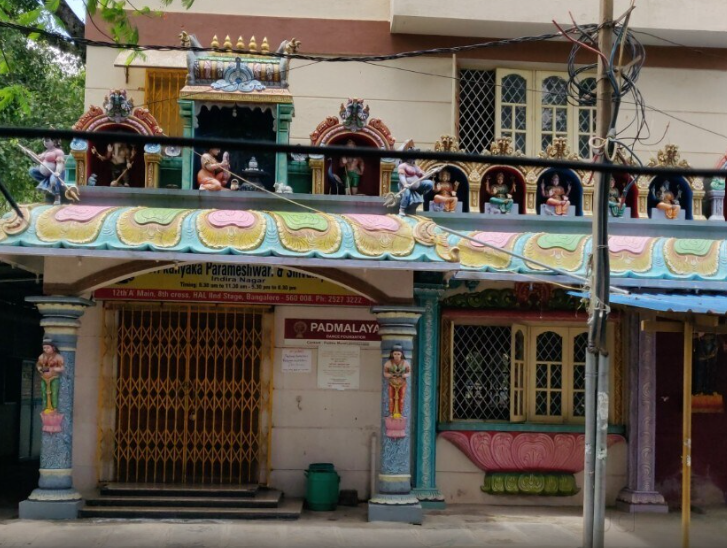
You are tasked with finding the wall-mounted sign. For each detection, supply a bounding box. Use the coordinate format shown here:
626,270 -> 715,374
94,264 -> 372,306
317,344 -> 360,390
284,318 -> 380,347
281,348 -> 313,373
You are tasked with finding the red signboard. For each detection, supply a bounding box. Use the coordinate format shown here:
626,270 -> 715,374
284,318 -> 380,345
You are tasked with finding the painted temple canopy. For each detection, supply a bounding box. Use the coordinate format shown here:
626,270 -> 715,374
2,205 -> 727,282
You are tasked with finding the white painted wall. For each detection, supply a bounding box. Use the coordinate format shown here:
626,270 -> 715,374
270,305 -> 382,500
435,435 -> 628,506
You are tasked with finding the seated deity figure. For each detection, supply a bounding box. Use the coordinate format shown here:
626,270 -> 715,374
431,168 -> 459,212
608,177 -> 627,218
653,181 -> 681,219
485,171 -> 516,214
197,148 -> 231,191
92,142 -> 137,187
540,172 -> 572,215
339,139 -> 365,195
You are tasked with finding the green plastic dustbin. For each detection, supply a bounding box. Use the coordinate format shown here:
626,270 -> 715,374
304,462 -> 340,511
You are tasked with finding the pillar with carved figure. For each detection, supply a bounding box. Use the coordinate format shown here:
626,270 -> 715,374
369,306 -> 424,524
19,296 -> 94,520
412,286 -> 446,507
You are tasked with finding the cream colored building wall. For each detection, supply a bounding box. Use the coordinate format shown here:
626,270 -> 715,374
435,435 -> 628,506
159,0 -> 389,20
270,305 -> 382,499
71,305 -> 103,496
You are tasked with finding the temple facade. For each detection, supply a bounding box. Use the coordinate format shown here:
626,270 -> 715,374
1,0 -> 727,523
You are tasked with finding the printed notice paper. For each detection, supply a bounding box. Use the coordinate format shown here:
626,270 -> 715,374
317,344 -> 360,390
281,348 -> 313,373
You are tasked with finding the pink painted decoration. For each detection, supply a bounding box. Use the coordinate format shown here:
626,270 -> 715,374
441,431 -> 625,473
40,411 -> 64,433
385,416 -> 406,438
609,235 -> 652,254
55,206 -> 113,223
346,214 -> 400,232
468,232 -> 518,249
207,210 -> 257,229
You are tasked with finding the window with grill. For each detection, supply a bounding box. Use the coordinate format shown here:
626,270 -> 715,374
459,68 -> 597,157
442,322 -> 602,424
144,69 -> 187,137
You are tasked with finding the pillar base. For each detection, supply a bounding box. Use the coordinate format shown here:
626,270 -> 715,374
19,499 -> 83,520
368,500 -> 423,524
412,488 -> 446,509
616,489 -> 669,513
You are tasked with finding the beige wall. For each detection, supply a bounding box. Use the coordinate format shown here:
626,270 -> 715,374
159,0 -> 389,21
270,305 -> 381,499
435,435 -> 628,506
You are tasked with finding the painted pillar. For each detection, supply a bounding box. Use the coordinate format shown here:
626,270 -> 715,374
276,103 -> 295,186
19,296 -> 94,520
616,313 -> 668,513
369,306 -> 424,524
412,286 -> 445,508
179,99 -> 194,190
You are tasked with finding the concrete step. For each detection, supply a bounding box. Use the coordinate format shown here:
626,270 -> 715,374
78,498 -> 303,520
100,483 -> 258,498
85,490 -> 282,509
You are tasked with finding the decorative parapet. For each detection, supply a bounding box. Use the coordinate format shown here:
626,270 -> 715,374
482,472 -> 580,496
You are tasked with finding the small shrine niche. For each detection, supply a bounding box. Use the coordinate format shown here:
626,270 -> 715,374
526,138 -> 590,216
608,172 -> 639,219
309,99 -> 396,196
70,89 -> 167,188
180,33 -> 298,191
635,145 -> 704,221
418,136 -> 474,213
478,138 -> 527,215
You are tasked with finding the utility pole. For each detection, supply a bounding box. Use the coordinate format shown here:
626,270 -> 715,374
583,1 -> 614,548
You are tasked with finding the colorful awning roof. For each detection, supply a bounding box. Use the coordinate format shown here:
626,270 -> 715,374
1,204 -> 727,283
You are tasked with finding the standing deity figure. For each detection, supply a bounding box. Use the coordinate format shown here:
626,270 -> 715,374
92,142 -> 137,187
27,138 -> 66,205
540,172 -> 572,215
608,177 -> 627,218
339,139 -> 365,195
485,171 -> 517,214
36,339 -> 65,433
197,148 -> 231,191
384,345 -> 411,419
431,168 -> 459,212
653,181 -> 681,220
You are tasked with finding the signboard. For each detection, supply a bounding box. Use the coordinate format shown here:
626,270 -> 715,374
284,318 -> 380,347
317,344 -> 360,390
281,348 -> 313,373
94,264 -> 371,306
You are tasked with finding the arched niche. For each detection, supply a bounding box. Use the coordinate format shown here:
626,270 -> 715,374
422,165 -> 470,213
535,168 -> 584,216
71,89 -> 164,188
479,166 -> 527,214
634,145 -> 705,220
611,173 -> 639,218
309,99 -> 396,196
646,176 -> 693,220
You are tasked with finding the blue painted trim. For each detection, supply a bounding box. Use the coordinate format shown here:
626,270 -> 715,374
437,422 -> 626,435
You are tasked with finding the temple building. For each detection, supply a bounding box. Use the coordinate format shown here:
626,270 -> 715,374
1,0 -> 727,524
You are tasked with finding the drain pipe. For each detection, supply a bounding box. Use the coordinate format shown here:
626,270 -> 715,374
370,432 -> 377,499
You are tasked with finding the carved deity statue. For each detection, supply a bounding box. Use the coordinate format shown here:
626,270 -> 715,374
197,148 -> 231,191
92,142 -> 137,187
540,172 -> 571,215
608,177 -> 627,218
653,180 -> 681,219
37,339 -> 65,422
339,139 -> 365,195
431,168 -> 459,212
485,171 -> 516,214
384,345 -> 411,419
27,138 -> 66,205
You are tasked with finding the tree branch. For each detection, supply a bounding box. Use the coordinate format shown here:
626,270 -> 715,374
57,1 -> 85,39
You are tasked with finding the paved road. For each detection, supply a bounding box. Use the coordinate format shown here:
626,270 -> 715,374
1,505 -> 727,547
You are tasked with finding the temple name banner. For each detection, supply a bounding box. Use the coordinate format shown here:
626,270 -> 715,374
281,349 -> 313,373
317,344 -> 360,390
94,264 -> 371,306
284,318 -> 381,347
